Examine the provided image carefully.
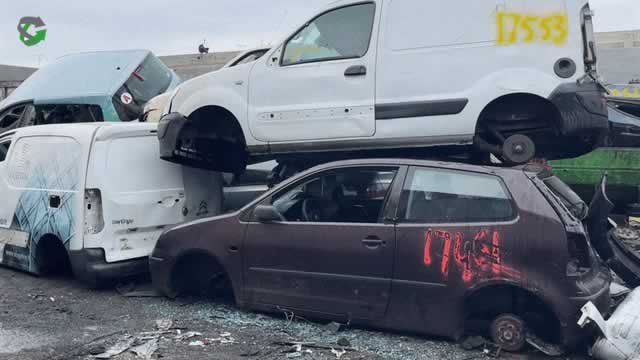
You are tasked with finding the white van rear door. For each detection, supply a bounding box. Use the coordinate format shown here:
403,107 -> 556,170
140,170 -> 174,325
97,135 -> 220,263
1,135 -> 85,273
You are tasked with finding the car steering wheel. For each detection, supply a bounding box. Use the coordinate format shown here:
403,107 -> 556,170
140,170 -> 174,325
302,199 -> 323,222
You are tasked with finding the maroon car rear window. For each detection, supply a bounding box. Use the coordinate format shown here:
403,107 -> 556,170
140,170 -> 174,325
398,167 -> 515,224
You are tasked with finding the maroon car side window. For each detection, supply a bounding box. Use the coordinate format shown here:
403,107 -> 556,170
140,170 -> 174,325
398,167 -> 515,223
270,167 -> 398,223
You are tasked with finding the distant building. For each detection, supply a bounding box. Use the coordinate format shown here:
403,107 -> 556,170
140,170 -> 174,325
0,65 -> 36,101
596,30 -> 640,49
595,30 -> 640,85
159,51 -> 239,81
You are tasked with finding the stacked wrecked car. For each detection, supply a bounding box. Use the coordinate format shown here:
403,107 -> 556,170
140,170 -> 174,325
2,0 -> 640,358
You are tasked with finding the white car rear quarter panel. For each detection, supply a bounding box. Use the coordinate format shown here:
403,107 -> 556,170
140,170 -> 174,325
375,0 -> 586,139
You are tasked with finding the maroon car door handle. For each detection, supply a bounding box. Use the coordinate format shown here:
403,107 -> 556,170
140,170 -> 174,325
362,237 -> 385,249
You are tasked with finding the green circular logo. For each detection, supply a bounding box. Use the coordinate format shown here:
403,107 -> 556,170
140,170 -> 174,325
18,17 -> 47,47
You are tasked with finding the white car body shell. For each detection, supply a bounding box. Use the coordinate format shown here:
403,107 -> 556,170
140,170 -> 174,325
166,0 -> 594,154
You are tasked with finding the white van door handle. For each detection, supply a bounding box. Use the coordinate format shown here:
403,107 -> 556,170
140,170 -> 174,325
345,65 -> 367,77
49,195 -> 61,208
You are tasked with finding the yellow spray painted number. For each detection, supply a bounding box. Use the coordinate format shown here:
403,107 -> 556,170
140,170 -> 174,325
609,87 -> 640,98
497,12 -> 569,46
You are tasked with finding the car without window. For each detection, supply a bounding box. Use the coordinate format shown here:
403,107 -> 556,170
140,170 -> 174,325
0,123 -> 219,286
0,50 -> 180,135
157,0 -> 608,174
149,158 -> 613,352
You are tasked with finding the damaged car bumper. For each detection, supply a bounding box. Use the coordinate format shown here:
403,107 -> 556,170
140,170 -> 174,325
578,288 -> 640,360
148,251 -> 176,298
69,248 -> 148,287
158,112 -> 189,165
562,270 -> 613,347
157,112 -> 247,173
549,81 -> 609,138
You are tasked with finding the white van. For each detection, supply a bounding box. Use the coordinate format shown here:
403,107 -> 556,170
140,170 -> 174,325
158,0 -> 607,172
0,123 -> 220,285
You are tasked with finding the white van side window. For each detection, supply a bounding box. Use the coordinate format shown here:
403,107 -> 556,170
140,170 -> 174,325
106,136 -> 182,192
0,140 -> 10,162
8,136 -> 82,191
385,1 -> 497,50
282,3 -> 376,66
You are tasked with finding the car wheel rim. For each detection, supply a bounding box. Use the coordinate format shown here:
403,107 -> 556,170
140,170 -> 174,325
491,314 -> 526,352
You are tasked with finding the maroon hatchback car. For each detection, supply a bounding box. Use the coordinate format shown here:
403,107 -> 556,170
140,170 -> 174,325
149,159 -> 612,351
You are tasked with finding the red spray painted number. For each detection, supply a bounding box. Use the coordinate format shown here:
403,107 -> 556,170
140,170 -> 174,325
424,229 -> 511,283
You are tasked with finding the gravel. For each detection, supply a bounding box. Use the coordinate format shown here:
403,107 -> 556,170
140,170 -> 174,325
0,267 -> 565,360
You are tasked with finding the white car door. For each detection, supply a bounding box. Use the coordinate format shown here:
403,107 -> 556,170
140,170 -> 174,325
248,2 -> 379,145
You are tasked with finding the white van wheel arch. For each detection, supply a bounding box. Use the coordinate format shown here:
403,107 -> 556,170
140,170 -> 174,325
34,235 -> 72,276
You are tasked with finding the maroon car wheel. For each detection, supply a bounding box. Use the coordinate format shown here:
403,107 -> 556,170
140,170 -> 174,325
490,314 -> 527,352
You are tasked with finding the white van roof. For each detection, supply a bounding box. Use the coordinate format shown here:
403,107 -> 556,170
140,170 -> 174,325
8,123 -> 158,142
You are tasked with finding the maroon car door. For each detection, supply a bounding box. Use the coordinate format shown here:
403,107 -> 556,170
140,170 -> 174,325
386,166 -> 518,334
243,166 -> 403,321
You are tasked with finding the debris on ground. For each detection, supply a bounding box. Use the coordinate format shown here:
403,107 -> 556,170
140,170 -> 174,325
284,343 -> 313,358
525,333 -> 565,357
116,282 -> 163,298
459,336 -> 486,351
207,332 -> 236,344
129,338 -> 159,360
336,337 -> 351,347
324,321 -> 344,334
155,319 -> 173,331
93,336 -> 136,359
482,343 -> 502,358
578,288 -> 640,360
274,340 -> 355,352
175,331 -> 202,341
331,348 -> 347,359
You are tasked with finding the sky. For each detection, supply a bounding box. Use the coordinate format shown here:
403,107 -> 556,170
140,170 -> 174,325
1,0 -> 639,68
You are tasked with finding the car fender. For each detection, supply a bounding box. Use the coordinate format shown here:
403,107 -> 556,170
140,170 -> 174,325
464,276 -> 567,324
169,69 -> 259,146
466,68 -> 564,122
171,247 -> 244,304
